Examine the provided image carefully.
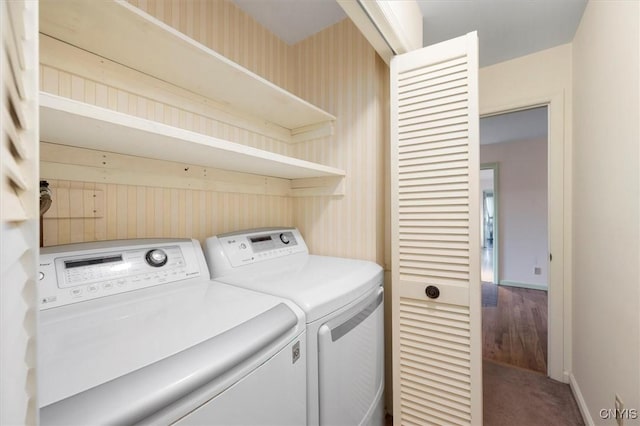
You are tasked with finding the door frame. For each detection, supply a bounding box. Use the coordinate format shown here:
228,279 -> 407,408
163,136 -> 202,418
480,94 -> 567,383
480,163 -> 499,284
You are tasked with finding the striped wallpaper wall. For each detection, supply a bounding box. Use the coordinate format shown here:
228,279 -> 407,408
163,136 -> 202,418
128,0 -> 295,94
43,179 -> 292,245
293,20 -> 388,264
40,0 -> 388,268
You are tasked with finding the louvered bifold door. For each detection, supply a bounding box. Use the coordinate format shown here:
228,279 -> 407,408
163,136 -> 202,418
390,32 -> 481,426
1,1 -> 40,425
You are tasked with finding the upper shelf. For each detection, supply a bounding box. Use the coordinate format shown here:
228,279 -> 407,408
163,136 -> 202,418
40,93 -> 345,180
39,0 -> 335,134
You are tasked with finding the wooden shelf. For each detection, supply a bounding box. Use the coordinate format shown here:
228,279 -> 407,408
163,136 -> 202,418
39,0 -> 335,138
40,93 -> 345,181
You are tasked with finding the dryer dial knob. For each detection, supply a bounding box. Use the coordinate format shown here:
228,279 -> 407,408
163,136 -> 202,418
145,249 -> 168,267
280,233 -> 290,244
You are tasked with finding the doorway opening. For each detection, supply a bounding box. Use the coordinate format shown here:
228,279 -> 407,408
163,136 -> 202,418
479,106 -> 549,375
480,165 -> 498,284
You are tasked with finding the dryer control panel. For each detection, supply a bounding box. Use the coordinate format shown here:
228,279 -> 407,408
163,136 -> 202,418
39,239 -> 204,310
208,228 -> 308,271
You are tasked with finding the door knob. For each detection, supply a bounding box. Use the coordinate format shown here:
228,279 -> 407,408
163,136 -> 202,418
425,285 -> 440,299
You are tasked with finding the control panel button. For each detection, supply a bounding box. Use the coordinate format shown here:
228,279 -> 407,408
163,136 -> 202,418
39,272 -> 45,281
145,249 -> 168,267
280,233 -> 290,244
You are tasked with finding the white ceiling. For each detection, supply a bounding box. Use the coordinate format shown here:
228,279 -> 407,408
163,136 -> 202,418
420,0 -> 588,67
231,0 -> 587,67
232,0 -> 346,45
480,107 -> 548,145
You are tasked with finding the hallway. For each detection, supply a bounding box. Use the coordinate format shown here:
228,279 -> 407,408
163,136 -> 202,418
482,283 -> 547,373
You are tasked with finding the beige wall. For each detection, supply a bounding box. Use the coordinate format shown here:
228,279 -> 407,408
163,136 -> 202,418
40,0 -> 387,259
571,1 -> 640,423
481,138 -> 548,287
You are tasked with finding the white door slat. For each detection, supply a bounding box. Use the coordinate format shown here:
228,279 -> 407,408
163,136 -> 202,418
399,198 -> 468,207
2,143 -> 28,190
399,400 -> 469,426
398,72 -> 467,101
4,16 -> 27,99
4,70 -> 28,129
399,114 -> 468,135
398,131 -> 468,149
398,141 -> 467,157
398,143 -> 469,161
399,211 -> 469,220
399,306 -> 471,328
399,205 -> 469,214
400,241 -> 469,251
399,180 -> 468,192
399,252 -> 469,265
398,163 -> 468,178
400,357 -> 470,385
398,82 -> 468,110
398,55 -> 466,82
399,267 -> 469,281
400,333 -> 470,361
399,233 -> 468,243
402,381 -> 471,413
398,97 -> 468,121
399,274 -> 469,290
398,168 -> 468,183
399,260 -> 469,274
398,86 -> 469,115
399,174 -> 468,187
2,107 -> 28,161
401,373 -> 470,401
398,62 -> 468,93
398,190 -> 469,200
400,309 -> 470,330
398,123 -> 468,141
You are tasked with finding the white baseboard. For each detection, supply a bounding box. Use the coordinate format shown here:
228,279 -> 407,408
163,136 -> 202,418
499,280 -> 548,291
569,373 -> 594,426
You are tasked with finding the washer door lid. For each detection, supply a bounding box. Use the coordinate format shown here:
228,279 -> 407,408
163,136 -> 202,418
41,303 -> 298,426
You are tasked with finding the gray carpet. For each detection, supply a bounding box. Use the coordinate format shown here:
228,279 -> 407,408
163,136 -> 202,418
483,360 -> 584,426
482,282 -> 499,307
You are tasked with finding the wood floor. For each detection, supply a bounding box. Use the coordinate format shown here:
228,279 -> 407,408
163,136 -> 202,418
482,283 -> 548,373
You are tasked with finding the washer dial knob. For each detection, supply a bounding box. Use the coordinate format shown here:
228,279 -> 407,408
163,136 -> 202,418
145,249 -> 168,267
280,233 -> 290,245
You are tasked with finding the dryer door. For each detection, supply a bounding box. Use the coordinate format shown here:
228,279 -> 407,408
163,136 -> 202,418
318,287 -> 385,426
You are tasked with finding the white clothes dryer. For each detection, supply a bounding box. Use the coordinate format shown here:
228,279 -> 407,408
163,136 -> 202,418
204,228 -> 385,426
38,238 -> 307,425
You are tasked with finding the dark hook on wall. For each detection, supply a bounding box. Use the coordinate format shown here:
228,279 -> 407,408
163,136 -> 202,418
40,181 -> 52,247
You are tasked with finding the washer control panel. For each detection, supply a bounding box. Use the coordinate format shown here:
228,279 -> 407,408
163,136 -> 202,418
218,229 -> 306,267
39,239 -> 203,310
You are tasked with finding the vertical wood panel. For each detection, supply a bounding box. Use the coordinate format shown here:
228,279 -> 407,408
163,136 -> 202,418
42,180 -> 292,246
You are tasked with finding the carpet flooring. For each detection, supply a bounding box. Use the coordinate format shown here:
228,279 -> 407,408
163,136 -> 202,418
386,361 -> 584,425
483,360 -> 584,426
481,282 -> 499,307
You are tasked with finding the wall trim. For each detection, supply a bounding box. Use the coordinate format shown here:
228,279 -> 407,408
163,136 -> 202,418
569,373 -> 594,426
499,280 -> 548,291
480,162 -> 499,284
480,90 -> 569,383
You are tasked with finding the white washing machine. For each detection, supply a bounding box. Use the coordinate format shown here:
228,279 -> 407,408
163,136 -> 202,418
38,238 -> 307,425
204,228 -> 385,426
